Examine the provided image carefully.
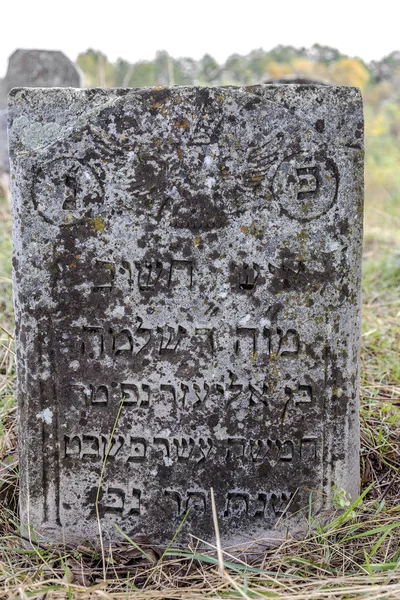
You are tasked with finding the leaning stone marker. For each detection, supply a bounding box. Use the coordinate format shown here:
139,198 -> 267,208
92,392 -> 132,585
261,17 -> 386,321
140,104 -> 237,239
9,86 -> 363,547
0,50 -> 81,182
0,49 -> 81,106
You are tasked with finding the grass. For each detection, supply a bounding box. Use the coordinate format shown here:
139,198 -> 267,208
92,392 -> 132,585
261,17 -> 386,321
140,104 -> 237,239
0,195 -> 399,599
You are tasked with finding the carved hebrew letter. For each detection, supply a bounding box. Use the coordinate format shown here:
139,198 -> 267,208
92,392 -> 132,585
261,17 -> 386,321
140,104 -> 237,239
164,490 -> 182,516
238,262 -> 260,290
64,435 -> 81,457
81,434 -> 100,459
121,383 -> 151,407
32,158 -> 104,224
120,383 -> 140,405
120,259 -> 133,286
194,328 -> 215,355
277,439 -> 295,462
300,437 -> 317,461
282,387 -> 294,421
273,152 -> 339,221
178,383 -> 189,408
127,437 -> 147,462
186,491 -> 207,513
102,435 -> 124,459
235,327 -> 257,358
224,492 -> 249,517
282,384 -> 313,420
126,488 -> 141,515
294,385 -> 313,406
160,384 -> 176,404
193,382 -> 210,406
63,171 -> 79,210
173,437 -> 195,461
278,328 -> 300,356
204,302 -> 219,317
215,383 -> 225,397
81,326 -> 104,358
153,437 -> 170,459
226,372 -> 244,408
265,438 -> 280,463
226,438 -> 246,460
135,317 -> 152,355
197,438 -> 213,463
168,259 -> 193,289
93,260 -> 116,292
90,384 -> 108,405
249,440 -> 269,464
140,384 -> 151,407
296,166 -> 319,200
248,382 -> 268,407
113,328 -> 134,356
135,260 -> 163,291
254,492 -> 268,518
266,303 -> 283,322
263,327 -> 272,355
103,486 -> 125,515
271,492 -> 291,516
268,263 -> 302,291
158,325 -> 187,354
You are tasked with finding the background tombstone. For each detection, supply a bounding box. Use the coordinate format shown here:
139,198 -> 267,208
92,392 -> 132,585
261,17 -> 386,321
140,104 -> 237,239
0,49 -> 81,193
9,85 -> 363,548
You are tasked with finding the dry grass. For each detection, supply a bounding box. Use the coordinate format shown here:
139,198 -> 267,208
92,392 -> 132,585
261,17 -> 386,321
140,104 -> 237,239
0,199 -> 400,598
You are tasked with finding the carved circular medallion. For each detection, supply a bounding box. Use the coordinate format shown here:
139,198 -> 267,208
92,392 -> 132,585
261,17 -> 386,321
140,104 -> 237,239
273,152 -> 338,221
32,157 -> 104,226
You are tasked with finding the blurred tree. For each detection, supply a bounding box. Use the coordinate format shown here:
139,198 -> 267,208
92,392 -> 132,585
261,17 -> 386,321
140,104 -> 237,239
114,58 -> 132,87
370,51 -> 400,82
268,45 -> 307,63
154,50 -> 172,85
290,57 -> 314,76
265,61 -> 292,79
247,49 -> 269,80
224,54 -> 253,84
330,57 -> 370,90
199,54 -> 220,82
175,57 -> 200,84
307,43 -> 342,64
364,80 -> 394,108
77,49 -> 115,87
128,62 -> 157,87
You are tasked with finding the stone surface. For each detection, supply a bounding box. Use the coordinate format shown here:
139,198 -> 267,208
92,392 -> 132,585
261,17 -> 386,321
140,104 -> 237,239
9,85 -> 364,548
0,50 -> 81,178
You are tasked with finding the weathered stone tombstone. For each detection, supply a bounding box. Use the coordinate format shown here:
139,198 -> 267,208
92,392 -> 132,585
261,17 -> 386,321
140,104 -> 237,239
0,50 -> 81,187
9,85 -> 363,548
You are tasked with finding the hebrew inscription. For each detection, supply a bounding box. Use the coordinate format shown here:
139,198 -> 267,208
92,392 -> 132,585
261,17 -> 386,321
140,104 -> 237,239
63,432 -> 318,464
10,85 -> 363,548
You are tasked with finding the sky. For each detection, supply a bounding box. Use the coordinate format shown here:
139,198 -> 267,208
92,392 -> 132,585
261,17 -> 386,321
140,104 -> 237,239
0,0 -> 399,76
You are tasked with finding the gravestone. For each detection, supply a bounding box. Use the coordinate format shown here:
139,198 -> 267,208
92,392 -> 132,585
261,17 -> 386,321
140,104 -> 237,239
0,50 -> 81,105
9,85 -> 364,548
0,50 -> 81,183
